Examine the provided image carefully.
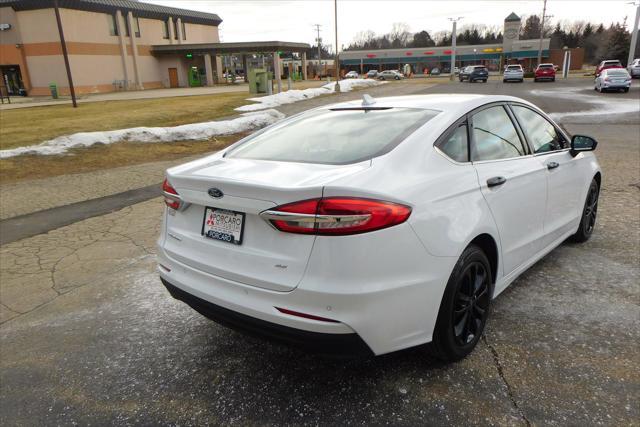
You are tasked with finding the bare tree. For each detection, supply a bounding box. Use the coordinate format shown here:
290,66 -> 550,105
389,22 -> 412,48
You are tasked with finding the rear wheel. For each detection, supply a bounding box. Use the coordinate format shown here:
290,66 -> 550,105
429,245 -> 492,362
552,77 -> 556,82
623,87 -> 629,93
570,178 -> 599,243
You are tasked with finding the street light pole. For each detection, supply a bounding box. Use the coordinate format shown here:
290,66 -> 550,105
334,0 -> 340,92
627,1 -> 640,67
53,0 -> 77,107
449,17 -> 462,80
536,0 -> 548,66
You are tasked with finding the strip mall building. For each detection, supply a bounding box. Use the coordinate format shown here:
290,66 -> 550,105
340,13 -> 583,74
0,0 -> 310,96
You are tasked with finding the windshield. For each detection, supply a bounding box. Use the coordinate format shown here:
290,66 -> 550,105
474,66 -> 487,70
506,66 -> 521,70
226,108 -> 439,165
538,64 -> 553,68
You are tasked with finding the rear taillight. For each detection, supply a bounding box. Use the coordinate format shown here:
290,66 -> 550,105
260,197 -> 411,236
162,178 -> 182,210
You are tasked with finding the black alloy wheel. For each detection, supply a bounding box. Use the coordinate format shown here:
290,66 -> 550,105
571,178 -> 599,243
429,244 -> 492,362
452,261 -> 490,346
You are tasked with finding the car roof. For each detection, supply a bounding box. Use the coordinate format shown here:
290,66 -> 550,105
323,94 -> 532,114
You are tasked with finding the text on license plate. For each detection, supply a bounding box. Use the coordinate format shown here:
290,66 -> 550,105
202,207 -> 245,245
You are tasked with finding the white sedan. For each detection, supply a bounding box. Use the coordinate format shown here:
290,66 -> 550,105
158,94 -> 601,362
595,68 -> 632,92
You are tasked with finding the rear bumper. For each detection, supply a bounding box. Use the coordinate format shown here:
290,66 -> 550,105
161,277 -> 373,357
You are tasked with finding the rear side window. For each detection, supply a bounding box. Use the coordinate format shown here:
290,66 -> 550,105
226,108 -> 438,165
436,122 -> 468,162
471,106 -> 526,161
512,105 -> 566,153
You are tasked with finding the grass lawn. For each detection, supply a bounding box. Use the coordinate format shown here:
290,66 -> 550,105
0,92 -> 251,151
0,134 -> 246,183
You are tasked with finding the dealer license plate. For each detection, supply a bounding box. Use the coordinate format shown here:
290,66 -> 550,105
202,207 -> 245,245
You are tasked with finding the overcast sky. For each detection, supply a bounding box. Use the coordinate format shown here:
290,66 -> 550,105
149,1 -> 636,50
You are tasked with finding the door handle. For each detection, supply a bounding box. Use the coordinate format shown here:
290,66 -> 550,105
487,176 -> 507,187
547,161 -> 560,170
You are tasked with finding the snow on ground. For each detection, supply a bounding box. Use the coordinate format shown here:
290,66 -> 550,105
235,78 -> 384,112
530,86 -> 640,123
0,109 -> 284,159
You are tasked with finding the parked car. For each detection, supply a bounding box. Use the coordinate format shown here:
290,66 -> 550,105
627,58 -> 640,78
378,70 -> 404,80
594,68 -> 632,92
366,70 -> 378,79
430,67 -> 441,75
345,71 -> 359,79
596,59 -> 623,76
503,64 -> 524,82
534,63 -> 556,82
459,65 -> 488,82
158,94 -> 601,362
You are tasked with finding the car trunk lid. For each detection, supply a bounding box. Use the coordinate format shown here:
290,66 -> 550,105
163,157 -> 371,292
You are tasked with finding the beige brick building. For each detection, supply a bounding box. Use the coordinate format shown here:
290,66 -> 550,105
0,0 -> 222,95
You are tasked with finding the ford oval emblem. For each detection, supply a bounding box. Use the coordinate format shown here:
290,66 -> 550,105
208,188 -> 224,198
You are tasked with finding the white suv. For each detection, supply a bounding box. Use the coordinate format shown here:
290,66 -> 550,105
628,58 -> 640,78
503,64 -> 524,82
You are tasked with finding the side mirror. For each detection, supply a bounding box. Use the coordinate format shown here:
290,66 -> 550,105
570,135 -> 598,156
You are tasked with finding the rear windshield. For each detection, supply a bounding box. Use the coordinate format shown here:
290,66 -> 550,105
226,108 -> 438,165
606,69 -> 629,76
538,64 -> 554,68
474,66 -> 487,70
604,61 -> 621,65
506,65 -> 521,70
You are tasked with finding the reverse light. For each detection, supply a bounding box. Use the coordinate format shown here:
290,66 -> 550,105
162,178 -> 182,210
260,197 -> 412,236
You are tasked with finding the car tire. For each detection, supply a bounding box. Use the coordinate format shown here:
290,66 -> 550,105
623,88 -> 629,93
552,77 -> 556,82
428,244 -> 492,362
519,79 -> 524,83
483,79 -> 487,83
459,78 -> 463,82
395,76 -> 400,80
534,78 -> 538,82
570,178 -> 599,243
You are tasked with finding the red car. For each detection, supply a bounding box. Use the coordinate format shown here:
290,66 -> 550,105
534,63 -> 556,82
596,60 -> 623,76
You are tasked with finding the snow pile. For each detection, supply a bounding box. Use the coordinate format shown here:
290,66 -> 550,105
530,86 -> 640,123
0,109 -> 285,159
235,78 -> 384,112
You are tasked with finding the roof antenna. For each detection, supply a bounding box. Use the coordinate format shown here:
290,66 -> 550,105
362,94 -> 376,106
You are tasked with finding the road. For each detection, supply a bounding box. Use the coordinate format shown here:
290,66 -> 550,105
1,78 -> 639,426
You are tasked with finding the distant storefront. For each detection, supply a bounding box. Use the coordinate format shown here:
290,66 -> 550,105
340,13 -> 583,74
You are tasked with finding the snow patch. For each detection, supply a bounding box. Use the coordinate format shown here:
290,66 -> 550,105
0,109 -> 285,159
235,78 -> 384,112
530,86 -> 640,122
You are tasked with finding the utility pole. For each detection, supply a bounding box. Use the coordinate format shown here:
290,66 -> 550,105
313,24 -> 322,77
448,17 -> 463,81
334,0 -> 340,92
53,0 -> 77,107
628,1 -> 640,67
537,0 -> 549,66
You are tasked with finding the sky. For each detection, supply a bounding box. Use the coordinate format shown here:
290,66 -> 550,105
148,1 -> 637,50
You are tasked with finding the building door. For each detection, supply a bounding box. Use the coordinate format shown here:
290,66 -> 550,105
168,68 -> 178,88
1,65 -> 24,95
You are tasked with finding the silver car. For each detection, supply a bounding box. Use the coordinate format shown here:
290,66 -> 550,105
628,58 -> 640,78
378,70 -> 404,81
503,64 -> 524,82
595,68 -> 632,93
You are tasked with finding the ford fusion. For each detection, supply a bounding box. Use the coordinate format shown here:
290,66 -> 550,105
158,94 -> 601,362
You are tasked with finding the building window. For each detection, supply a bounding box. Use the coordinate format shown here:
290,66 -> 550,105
108,14 -> 118,36
133,16 -> 141,37
163,20 -> 169,39
173,20 -> 178,39
181,21 -> 186,40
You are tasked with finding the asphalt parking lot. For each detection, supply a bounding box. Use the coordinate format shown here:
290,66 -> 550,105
1,78 -> 639,425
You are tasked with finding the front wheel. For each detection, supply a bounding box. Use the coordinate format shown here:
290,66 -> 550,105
623,87 -> 629,93
570,178 -> 599,243
428,245 -> 492,362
